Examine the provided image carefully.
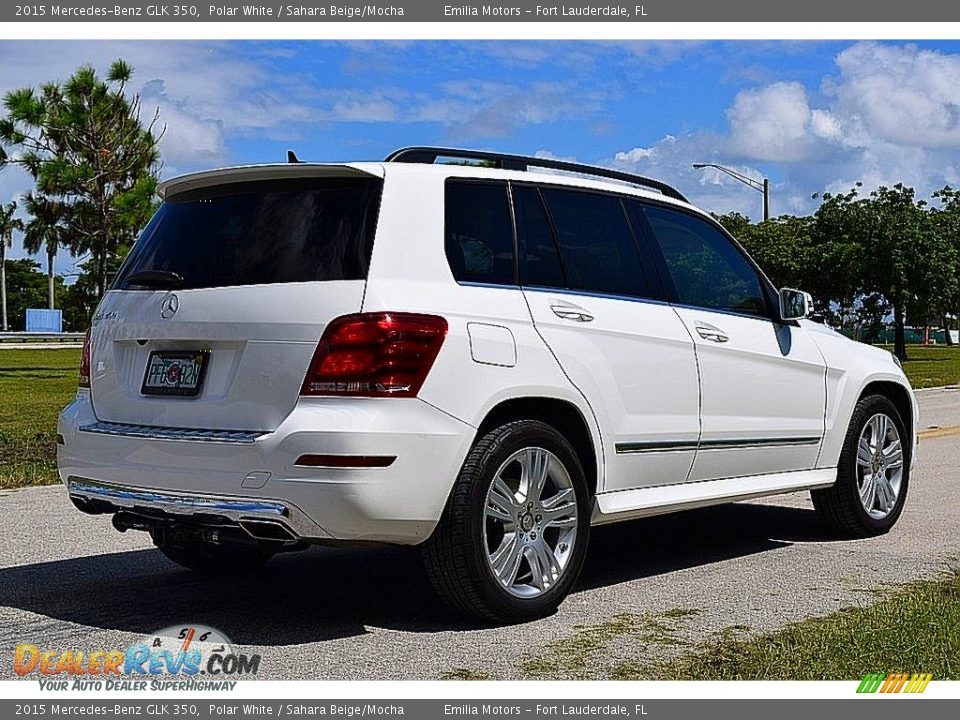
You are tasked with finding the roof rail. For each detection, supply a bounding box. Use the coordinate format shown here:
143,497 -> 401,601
384,146 -> 688,203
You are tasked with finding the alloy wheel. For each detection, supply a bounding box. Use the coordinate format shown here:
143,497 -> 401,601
856,413 -> 904,520
483,447 -> 579,598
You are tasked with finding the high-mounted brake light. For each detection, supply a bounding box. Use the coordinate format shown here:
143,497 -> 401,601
79,328 -> 92,389
301,312 -> 448,398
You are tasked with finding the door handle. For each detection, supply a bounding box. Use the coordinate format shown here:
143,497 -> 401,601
695,322 -> 729,343
551,304 -> 594,323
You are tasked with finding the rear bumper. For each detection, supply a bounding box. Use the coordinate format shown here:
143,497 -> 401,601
58,390 -> 474,544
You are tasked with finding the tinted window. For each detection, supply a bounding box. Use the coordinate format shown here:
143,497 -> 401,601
115,177 -> 382,290
642,205 -> 767,316
445,181 -> 515,285
512,185 -> 566,288
540,188 -> 648,298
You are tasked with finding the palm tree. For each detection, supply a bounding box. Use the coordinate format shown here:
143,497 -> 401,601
22,194 -> 65,310
0,201 -> 25,332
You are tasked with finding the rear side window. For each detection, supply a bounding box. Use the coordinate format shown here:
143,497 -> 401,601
444,180 -> 515,285
512,185 -> 566,288
641,205 -> 768,316
540,188 -> 649,298
115,177 -> 382,290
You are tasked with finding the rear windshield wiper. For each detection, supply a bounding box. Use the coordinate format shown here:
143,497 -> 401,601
124,270 -> 184,289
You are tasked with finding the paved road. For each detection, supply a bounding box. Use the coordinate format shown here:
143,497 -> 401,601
2,392 -> 958,681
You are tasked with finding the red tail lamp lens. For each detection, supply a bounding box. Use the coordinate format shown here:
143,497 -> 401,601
79,328 -> 92,388
301,313 -> 448,398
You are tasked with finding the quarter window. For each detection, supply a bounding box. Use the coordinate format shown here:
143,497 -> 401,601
539,188 -> 649,298
642,205 -> 768,316
444,180 -> 515,285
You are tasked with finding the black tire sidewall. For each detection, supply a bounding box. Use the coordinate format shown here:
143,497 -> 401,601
461,421 -> 591,621
838,395 -> 910,534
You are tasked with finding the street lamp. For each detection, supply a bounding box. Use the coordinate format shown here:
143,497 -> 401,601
692,163 -> 770,222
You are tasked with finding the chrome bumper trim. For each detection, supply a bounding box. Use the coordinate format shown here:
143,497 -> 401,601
78,421 -> 263,444
67,478 -> 329,540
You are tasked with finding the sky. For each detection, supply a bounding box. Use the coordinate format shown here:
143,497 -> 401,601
3,39 -> 960,278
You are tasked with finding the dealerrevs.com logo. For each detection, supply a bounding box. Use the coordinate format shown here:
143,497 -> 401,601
14,624 -> 260,691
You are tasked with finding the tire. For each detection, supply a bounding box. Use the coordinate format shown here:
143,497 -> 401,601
812,394 -> 910,538
422,420 -> 592,624
154,534 -> 275,574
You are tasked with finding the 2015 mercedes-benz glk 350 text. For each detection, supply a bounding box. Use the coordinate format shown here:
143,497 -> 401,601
59,147 -> 918,622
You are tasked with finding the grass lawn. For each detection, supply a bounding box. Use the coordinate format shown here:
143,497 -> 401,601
0,348 -> 80,490
442,570 -> 960,680
612,570 -> 960,680
0,343 -> 957,491
888,344 -> 960,389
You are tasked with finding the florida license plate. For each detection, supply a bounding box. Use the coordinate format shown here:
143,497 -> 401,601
141,351 -> 209,397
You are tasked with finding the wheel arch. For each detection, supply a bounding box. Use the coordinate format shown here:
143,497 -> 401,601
475,396 -> 600,498
859,380 -> 915,451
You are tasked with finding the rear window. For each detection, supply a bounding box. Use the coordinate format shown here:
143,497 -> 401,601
539,187 -> 650,299
114,176 -> 382,290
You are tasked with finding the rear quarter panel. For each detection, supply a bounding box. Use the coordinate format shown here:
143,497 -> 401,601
361,166 -> 606,488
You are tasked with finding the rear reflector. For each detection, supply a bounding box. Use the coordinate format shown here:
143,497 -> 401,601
300,312 -> 447,398
295,454 -> 397,468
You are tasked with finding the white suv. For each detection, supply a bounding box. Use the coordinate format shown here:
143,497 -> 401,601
58,147 -> 917,622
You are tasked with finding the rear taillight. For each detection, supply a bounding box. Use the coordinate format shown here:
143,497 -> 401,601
301,312 -> 448,398
79,328 -> 92,388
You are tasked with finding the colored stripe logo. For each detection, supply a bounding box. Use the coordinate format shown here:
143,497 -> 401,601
858,672 -> 932,693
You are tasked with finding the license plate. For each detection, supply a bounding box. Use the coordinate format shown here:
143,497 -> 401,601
141,351 -> 209,397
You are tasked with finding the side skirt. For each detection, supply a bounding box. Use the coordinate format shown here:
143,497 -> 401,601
591,468 -> 836,525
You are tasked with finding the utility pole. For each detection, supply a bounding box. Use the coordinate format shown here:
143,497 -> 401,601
693,163 -> 771,222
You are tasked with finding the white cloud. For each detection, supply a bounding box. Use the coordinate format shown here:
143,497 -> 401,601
609,133 -> 773,219
830,42 -> 960,149
726,82 -> 813,162
611,41 -> 960,219
809,109 -> 842,141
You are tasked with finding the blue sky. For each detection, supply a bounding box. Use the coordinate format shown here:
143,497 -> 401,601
3,40 -> 960,277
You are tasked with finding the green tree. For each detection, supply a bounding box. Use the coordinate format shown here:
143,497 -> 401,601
810,186 -> 867,328
58,254 -> 124,332
738,216 -> 815,291
21,193 -> 67,310
0,60 -> 162,301
816,184 -> 941,360
931,186 -> 960,345
0,200 -> 25,332
714,211 -> 753,240
0,258 -> 65,331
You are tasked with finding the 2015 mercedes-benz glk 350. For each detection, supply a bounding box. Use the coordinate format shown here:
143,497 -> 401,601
59,147 -> 918,622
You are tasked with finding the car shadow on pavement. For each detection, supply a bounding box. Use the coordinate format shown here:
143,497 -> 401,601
0,500 -> 838,643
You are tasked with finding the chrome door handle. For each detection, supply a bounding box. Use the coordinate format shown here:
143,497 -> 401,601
695,323 -> 729,343
551,304 -> 594,323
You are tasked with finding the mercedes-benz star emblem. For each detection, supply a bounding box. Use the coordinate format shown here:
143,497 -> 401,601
160,293 -> 179,319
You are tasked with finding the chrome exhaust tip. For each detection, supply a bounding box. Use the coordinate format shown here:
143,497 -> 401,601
238,518 -> 299,543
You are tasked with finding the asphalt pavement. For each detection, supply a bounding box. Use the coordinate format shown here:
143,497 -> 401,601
1,390 -> 958,680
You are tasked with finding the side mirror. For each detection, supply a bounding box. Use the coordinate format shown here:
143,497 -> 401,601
779,288 -> 813,321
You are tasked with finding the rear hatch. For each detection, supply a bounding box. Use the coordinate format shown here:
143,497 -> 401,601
89,165 -> 383,432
